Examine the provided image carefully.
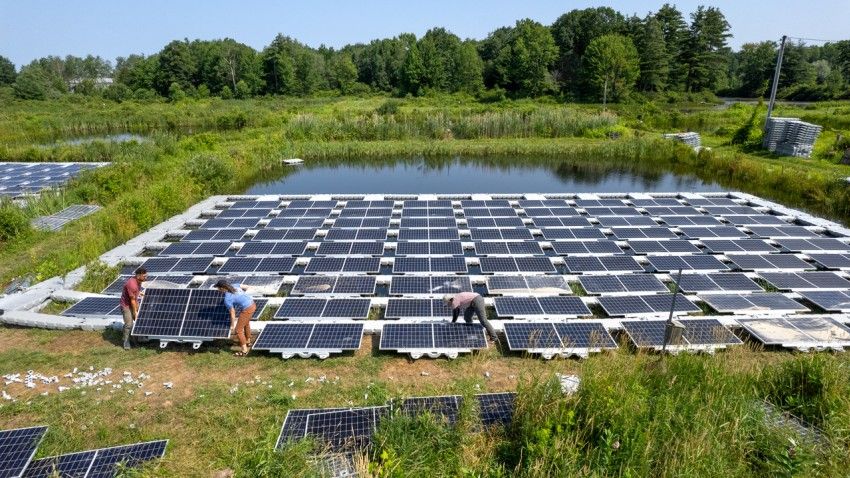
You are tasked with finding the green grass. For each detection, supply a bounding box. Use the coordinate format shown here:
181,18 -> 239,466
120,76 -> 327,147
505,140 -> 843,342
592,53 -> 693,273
2,328 -> 850,476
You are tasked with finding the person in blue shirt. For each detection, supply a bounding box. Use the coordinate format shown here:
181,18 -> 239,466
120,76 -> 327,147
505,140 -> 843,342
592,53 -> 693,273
215,280 -> 256,356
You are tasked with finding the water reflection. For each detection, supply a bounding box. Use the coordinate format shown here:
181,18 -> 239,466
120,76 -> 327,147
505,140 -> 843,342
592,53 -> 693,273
247,157 -> 720,195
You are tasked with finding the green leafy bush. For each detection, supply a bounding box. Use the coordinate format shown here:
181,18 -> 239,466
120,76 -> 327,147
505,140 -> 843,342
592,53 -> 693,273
0,200 -> 31,242
186,153 -> 233,194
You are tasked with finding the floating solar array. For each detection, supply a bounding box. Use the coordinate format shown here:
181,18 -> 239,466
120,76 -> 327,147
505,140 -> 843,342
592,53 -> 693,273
0,162 -> 107,198
83,191 -> 850,358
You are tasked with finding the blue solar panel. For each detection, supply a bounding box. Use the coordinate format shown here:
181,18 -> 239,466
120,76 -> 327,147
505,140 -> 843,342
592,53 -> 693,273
476,392 -> 516,427
23,440 -> 168,478
0,426 -> 47,478
380,323 -> 434,348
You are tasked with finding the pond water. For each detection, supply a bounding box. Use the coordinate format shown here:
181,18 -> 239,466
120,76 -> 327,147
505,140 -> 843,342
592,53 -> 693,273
59,133 -> 150,146
247,157 -> 722,195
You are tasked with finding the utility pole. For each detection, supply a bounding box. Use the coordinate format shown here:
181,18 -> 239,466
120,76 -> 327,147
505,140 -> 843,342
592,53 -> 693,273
765,35 -> 787,130
661,269 -> 684,354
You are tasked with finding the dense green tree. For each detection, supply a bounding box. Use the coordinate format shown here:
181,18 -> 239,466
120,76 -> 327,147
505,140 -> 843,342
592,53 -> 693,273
780,42 -> 817,89
400,42 -> 425,95
682,6 -> 731,91
478,27 -> 513,88
584,34 -> 640,104
0,56 -> 16,86
156,40 -> 196,95
654,4 -> 689,90
551,7 -> 625,96
836,40 -> 850,83
454,41 -> 484,94
636,16 -> 669,91
493,19 -> 558,96
12,64 -> 52,99
115,54 -> 159,91
328,53 -> 358,94
262,35 -> 300,95
734,41 -> 776,97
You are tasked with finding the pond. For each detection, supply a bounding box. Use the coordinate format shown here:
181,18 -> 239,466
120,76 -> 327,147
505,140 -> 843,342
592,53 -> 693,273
247,157 -> 722,195
58,133 -> 150,146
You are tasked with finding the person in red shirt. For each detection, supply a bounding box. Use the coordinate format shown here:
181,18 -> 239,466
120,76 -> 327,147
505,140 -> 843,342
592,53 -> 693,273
119,267 -> 147,350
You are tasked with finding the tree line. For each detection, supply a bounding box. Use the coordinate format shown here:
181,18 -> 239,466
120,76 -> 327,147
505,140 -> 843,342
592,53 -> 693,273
1,4 -> 849,102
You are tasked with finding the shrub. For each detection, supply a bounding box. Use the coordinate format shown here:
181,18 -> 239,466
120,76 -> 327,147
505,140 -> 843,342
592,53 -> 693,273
376,99 -> 401,116
0,200 -> 31,242
186,153 -> 233,194
759,355 -> 847,426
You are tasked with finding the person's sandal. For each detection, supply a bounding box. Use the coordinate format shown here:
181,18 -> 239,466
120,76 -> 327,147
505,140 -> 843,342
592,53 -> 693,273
233,351 -> 248,357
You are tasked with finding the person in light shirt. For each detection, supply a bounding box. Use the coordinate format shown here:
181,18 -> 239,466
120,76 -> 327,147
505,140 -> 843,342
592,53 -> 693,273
442,292 -> 498,342
215,280 -> 256,356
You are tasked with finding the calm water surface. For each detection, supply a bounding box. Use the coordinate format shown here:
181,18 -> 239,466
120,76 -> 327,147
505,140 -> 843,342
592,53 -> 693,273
248,158 -> 722,195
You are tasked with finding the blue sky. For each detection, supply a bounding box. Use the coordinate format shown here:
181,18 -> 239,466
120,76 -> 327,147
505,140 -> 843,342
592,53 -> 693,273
1,0 -> 848,67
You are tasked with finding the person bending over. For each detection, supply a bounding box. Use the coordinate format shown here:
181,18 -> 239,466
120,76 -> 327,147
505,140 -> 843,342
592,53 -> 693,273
215,280 -> 256,356
443,292 -> 498,342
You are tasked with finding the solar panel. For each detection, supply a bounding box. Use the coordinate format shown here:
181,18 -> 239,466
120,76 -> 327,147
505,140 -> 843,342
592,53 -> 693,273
621,320 -> 680,347
379,323 -> 434,348
476,392 -> 516,427
333,276 -> 377,295
727,254 -> 813,271
775,238 -> 850,253
659,215 -> 721,226
627,240 -> 701,255
647,255 -> 728,272
342,257 -> 381,273
388,276 -> 430,295
596,216 -> 658,227
494,297 -> 544,317
384,299 -> 432,319
305,257 -> 345,273
62,297 -> 121,318
503,323 -> 561,349
428,241 -> 464,255
22,440 -> 168,478
400,396 -> 462,424
252,323 -> 364,355
678,318 -> 742,345
275,299 -> 326,318
723,215 -> 788,226
579,274 -> 667,295
676,273 -> 762,293
565,256 -> 643,274
801,290 -> 850,312
539,228 -> 606,241
748,225 -> 819,238
808,253 -> 850,270
760,271 -> 850,291
392,257 -> 430,273
701,293 -> 808,313
276,408 -> 348,448
432,323 -> 487,349
678,226 -> 746,239
322,299 -> 371,319
515,257 -> 556,273
700,239 -> 778,254
0,426 -> 47,478
610,227 -> 678,240
550,240 -> 624,256
305,407 -> 387,452
102,275 -> 194,295
597,294 -> 699,317
556,322 -> 617,349
538,296 -> 591,316
738,317 -> 850,347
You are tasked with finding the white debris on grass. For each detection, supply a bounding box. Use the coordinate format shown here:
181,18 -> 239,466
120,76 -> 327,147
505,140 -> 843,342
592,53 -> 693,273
555,373 -> 581,395
3,367 -> 161,400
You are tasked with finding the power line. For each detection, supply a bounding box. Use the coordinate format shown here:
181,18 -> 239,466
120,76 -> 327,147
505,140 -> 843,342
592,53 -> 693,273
786,36 -> 843,43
